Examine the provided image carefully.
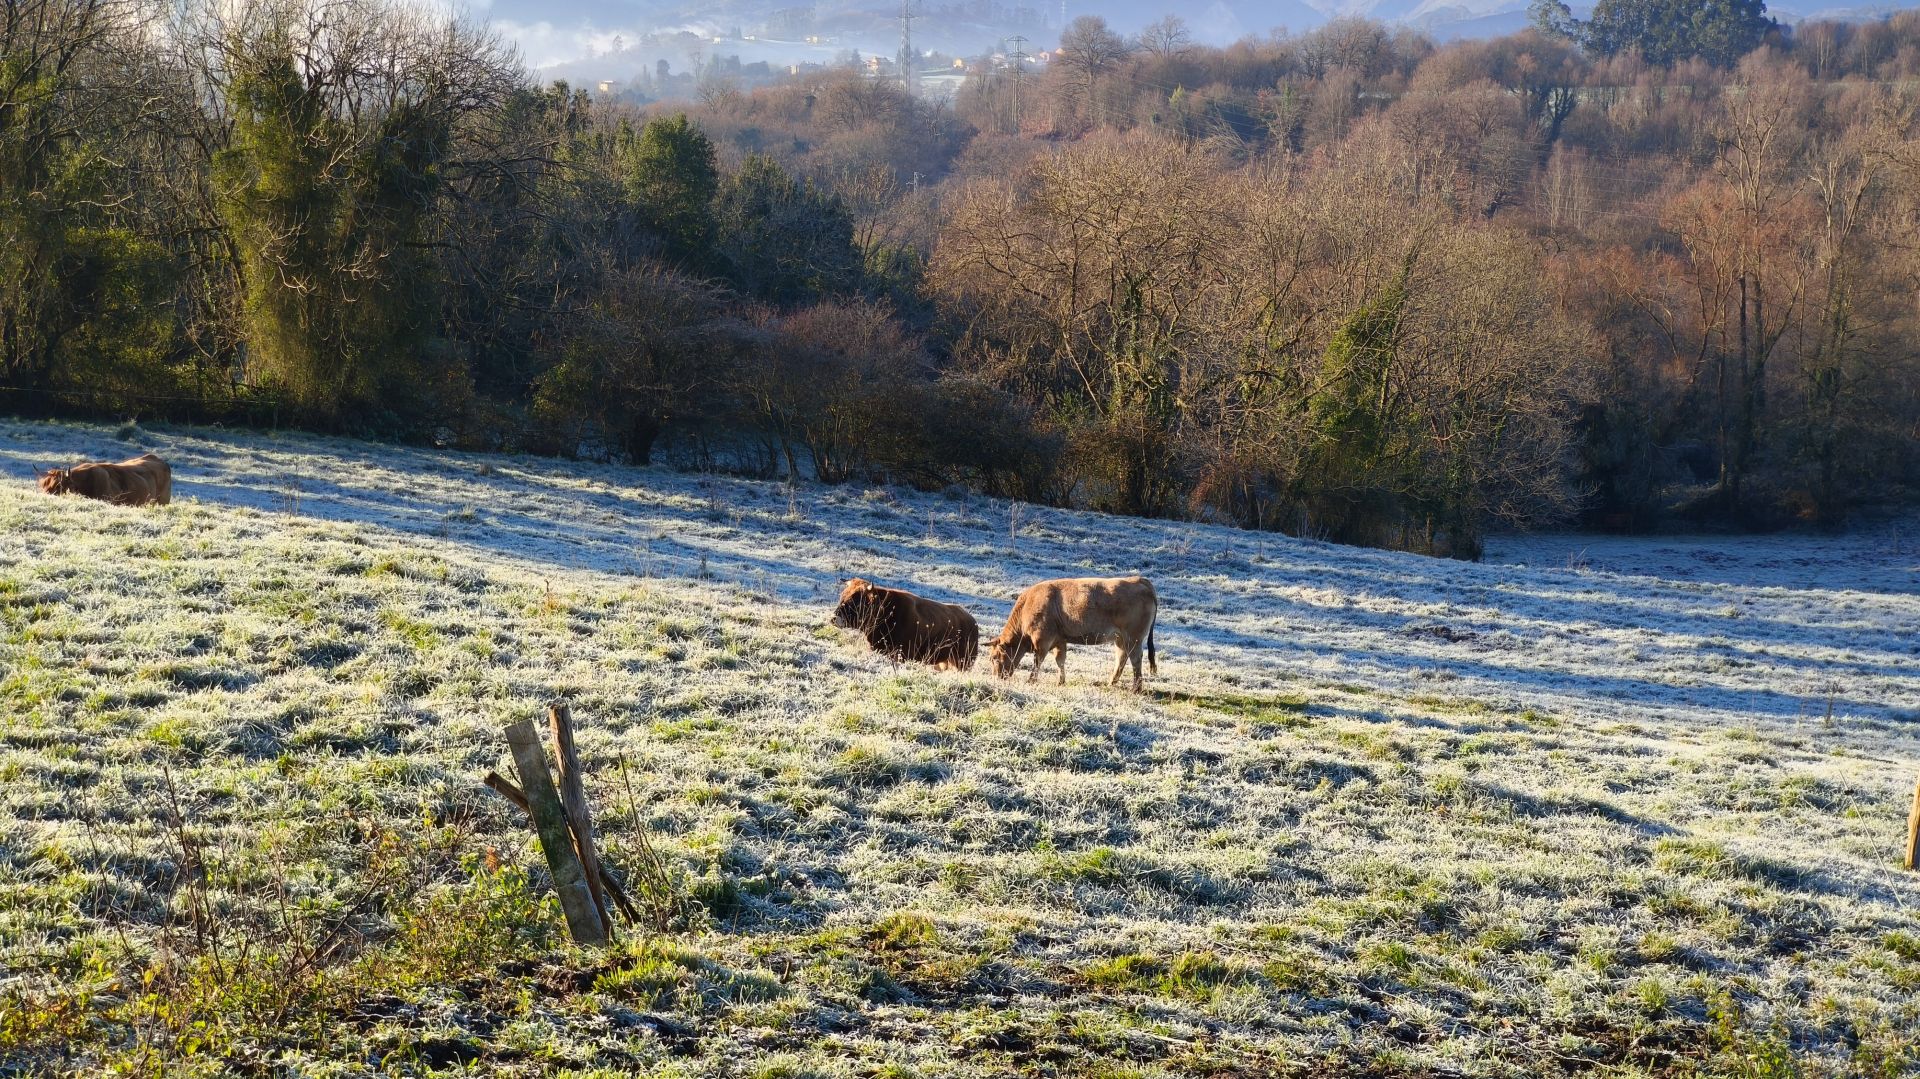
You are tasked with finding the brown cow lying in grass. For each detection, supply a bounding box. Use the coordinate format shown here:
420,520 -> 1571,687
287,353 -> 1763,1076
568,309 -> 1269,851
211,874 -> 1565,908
833,578 -> 979,671
988,576 -> 1158,692
38,453 -> 173,507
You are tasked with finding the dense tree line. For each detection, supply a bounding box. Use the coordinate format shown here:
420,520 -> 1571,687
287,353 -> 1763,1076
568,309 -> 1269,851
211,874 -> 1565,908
5,0 -> 1919,557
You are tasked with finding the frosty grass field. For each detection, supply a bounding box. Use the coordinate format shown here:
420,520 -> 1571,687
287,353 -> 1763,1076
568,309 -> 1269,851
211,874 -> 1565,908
1,418 -> 1918,1077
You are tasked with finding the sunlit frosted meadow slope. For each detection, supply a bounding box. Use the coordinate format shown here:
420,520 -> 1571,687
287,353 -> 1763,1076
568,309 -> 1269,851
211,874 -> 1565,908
2,418 -> 1917,1076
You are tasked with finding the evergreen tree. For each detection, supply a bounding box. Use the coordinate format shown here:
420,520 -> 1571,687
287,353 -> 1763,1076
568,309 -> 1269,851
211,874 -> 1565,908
0,0 -> 174,398
713,155 -> 864,305
1302,264 -> 1412,540
1531,0 -> 1775,66
215,41 -> 358,414
620,114 -> 719,268
211,0 -> 510,424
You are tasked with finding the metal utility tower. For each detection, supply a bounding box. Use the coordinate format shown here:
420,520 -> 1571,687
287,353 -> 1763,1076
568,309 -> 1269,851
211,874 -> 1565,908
1007,35 -> 1029,124
898,0 -> 918,97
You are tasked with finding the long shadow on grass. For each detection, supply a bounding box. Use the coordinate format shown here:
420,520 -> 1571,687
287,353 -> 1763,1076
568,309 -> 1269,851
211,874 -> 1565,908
1469,782 -> 1681,838
1160,629 -> 1897,726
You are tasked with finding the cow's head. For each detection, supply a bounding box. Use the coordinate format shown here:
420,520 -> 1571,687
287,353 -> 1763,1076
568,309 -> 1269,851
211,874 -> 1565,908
832,579 -> 875,631
986,633 -> 1020,679
37,467 -> 71,496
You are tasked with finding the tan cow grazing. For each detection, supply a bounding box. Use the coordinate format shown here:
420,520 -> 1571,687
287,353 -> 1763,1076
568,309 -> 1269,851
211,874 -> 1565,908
988,576 -> 1158,692
833,578 -> 979,671
38,453 -> 173,507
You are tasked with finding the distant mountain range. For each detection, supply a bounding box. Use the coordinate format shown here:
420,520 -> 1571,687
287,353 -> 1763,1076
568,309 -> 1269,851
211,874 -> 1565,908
463,0 -> 1920,84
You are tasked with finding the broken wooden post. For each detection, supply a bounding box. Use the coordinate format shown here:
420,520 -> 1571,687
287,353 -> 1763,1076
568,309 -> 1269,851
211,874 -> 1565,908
503,719 -> 608,945
1906,776 -> 1920,872
549,702 -> 613,940
483,770 -> 640,922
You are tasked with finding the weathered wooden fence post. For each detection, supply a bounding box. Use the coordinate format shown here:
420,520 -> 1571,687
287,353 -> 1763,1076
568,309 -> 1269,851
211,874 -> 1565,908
483,770 -> 640,922
503,718 -> 608,945
549,703 -> 613,940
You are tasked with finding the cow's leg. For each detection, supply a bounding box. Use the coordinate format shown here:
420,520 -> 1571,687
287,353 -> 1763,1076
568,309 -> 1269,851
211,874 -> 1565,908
1054,643 -> 1068,686
1026,638 -> 1044,683
1108,640 -> 1130,687
1130,638 -> 1144,693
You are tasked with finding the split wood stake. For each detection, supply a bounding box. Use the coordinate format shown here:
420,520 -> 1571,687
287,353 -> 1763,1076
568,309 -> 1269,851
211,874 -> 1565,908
503,719 -> 607,945
482,771 -> 640,922
549,703 -> 613,940
1906,776 -> 1919,872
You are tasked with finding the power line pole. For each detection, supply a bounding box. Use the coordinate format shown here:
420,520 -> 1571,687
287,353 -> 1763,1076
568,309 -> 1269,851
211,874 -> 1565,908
898,0 -> 917,98
1007,35 -> 1029,131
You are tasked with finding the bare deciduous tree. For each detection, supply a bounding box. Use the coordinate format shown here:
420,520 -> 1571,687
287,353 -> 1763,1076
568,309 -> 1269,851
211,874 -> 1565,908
1053,16 -> 1132,131
1138,16 -> 1192,62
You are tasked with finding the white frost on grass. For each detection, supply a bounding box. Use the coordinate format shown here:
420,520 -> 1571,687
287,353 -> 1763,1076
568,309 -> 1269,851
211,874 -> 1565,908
3,417 -> 1919,1075
4,419 -> 1912,738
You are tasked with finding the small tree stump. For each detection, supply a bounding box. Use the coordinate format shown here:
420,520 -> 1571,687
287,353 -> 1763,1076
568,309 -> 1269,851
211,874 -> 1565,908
504,719 -> 607,945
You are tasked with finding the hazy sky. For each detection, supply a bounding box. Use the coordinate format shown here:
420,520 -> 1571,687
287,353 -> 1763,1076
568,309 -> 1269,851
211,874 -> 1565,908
457,0 -> 1893,73
467,0 -> 1335,69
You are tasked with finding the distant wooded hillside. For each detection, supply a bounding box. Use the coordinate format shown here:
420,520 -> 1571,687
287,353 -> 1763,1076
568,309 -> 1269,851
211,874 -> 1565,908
6,0 -> 1919,555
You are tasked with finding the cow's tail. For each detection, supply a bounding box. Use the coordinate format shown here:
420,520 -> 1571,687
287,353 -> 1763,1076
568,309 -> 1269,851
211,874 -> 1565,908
1146,615 -> 1158,677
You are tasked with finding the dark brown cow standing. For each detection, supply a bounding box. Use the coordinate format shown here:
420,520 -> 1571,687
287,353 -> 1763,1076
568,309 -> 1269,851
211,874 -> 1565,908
37,453 -> 173,507
833,578 -> 979,671
988,576 -> 1158,692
